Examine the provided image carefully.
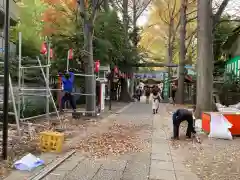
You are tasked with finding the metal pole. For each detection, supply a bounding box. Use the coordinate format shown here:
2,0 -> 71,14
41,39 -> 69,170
37,57 -> 62,125
66,50 -> 69,72
9,75 -> 20,135
46,40 -> 50,118
108,71 -> 113,110
2,0 -> 10,160
108,79 -> 112,110
17,32 -> 21,127
21,69 -> 25,118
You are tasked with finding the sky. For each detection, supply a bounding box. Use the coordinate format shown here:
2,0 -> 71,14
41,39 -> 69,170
137,10 -> 148,26
136,0 -> 240,27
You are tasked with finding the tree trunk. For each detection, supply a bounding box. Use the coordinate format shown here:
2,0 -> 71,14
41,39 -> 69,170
104,0 -> 109,12
119,78 -> 131,102
176,0 -> 187,104
84,23 -> 96,114
167,19 -> 174,98
129,0 -> 137,96
119,0 -> 132,101
195,0 -> 213,118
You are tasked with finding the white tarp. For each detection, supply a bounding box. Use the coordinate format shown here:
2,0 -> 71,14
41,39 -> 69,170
14,153 -> 44,171
208,113 -> 233,140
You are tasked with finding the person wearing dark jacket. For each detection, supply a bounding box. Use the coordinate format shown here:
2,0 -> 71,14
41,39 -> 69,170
172,108 -> 196,139
145,86 -> 151,104
59,71 -> 76,112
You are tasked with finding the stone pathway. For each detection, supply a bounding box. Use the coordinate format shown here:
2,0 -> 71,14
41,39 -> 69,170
5,101 -> 200,180
150,104 -> 199,180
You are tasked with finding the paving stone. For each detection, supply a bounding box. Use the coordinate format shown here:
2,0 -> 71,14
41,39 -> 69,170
92,169 -> 123,180
42,173 -> 65,180
149,169 -> 176,180
151,137 -> 169,144
152,143 -> 170,154
43,153 -> 86,180
102,159 -> 127,171
122,157 -> 150,180
175,171 -> 200,180
53,153 -> 85,172
151,153 -> 172,162
171,152 -> 185,162
152,131 -> 166,138
63,159 -> 101,180
152,136 -> 168,142
151,160 -> 174,171
173,162 -> 188,172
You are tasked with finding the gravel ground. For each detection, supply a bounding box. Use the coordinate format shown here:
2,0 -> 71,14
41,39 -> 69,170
165,104 -> 240,180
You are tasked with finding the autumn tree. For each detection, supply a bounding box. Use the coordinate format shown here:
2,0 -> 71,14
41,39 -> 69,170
110,0 -> 152,99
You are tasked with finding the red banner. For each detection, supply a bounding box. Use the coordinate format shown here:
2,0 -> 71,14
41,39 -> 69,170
50,48 -> 53,58
114,66 -> 118,74
40,42 -> 47,54
68,49 -> 73,60
95,60 -> 100,73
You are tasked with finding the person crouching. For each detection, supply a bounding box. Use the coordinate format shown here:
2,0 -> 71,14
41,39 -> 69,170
171,107 -> 196,140
59,71 -> 76,112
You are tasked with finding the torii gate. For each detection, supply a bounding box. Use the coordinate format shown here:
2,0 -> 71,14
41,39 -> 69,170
131,62 -> 178,102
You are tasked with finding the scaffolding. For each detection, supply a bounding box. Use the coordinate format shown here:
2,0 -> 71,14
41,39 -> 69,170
17,32 -> 61,125
17,32 -> 97,124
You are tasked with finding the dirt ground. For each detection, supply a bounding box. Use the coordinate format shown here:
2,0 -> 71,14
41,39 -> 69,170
0,102 -> 137,178
166,104 -> 240,180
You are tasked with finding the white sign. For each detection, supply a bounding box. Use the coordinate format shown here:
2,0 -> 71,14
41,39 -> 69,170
100,83 -> 105,111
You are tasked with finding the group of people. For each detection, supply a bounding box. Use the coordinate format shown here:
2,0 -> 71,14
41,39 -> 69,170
60,74 -> 196,141
134,85 -> 162,114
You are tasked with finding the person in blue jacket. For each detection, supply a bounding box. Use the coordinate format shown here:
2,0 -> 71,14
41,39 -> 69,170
59,71 -> 76,112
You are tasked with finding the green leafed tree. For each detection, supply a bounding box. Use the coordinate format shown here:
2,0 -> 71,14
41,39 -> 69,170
15,0 -> 47,57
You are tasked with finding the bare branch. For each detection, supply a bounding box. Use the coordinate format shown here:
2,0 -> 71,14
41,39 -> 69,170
213,0 -> 230,26
78,0 -> 86,18
186,28 -> 197,40
136,0 -> 152,20
219,19 -> 240,23
90,0 -> 104,23
186,9 -> 197,16
187,16 -> 197,23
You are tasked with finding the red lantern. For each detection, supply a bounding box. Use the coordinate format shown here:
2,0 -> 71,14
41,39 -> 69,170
95,60 -> 100,72
114,66 -> 118,74
40,42 -> 47,54
50,48 -> 53,58
68,49 -> 73,60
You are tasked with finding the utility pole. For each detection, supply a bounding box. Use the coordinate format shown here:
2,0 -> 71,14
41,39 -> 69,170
2,0 -> 10,160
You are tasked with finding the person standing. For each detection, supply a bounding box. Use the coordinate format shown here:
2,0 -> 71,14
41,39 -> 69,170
152,85 -> 160,114
171,83 -> 177,104
59,71 -> 76,112
145,86 -> 150,104
136,87 -> 142,102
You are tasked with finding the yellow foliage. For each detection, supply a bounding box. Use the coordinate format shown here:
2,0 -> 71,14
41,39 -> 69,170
140,0 -> 197,64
